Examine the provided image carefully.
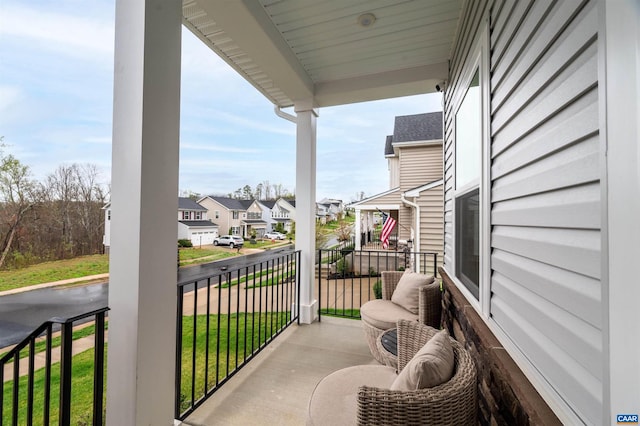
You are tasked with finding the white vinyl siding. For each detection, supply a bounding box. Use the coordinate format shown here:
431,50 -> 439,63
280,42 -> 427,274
444,0 -> 601,423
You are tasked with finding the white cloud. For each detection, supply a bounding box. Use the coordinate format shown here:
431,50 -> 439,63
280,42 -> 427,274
0,3 -> 114,60
180,143 -> 261,154
83,137 -> 112,145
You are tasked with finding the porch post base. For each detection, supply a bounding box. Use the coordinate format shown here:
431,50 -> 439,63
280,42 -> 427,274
296,300 -> 319,324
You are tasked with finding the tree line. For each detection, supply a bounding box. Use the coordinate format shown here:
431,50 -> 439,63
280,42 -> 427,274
181,180 -> 294,201
0,142 -> 107,270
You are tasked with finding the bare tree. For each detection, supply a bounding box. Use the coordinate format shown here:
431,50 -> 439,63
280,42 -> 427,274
262,180 -> 272,200
254,183 -> 263,200
274,183 -> 283,199
0,148 -> 39,268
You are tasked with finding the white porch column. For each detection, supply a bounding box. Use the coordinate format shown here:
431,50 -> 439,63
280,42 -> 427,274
295,100 -> 319,324
602,1 -> 640,424
106,1 -> 181,425
355,208 -> 362,250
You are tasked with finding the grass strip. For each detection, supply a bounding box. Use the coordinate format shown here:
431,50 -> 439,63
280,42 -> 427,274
220,268 -> 296,289
2,313 -> 291,423
178,312 -> 290,413
0,255 -> 109,292
2,348 -> 106,426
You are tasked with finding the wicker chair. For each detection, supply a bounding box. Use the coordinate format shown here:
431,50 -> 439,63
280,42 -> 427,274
358,320 -> 477,425
307,320 -> 477,426
361,271 -> 441,363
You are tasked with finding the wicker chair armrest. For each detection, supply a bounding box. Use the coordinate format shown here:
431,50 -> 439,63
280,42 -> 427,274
358,328 -> 478,425
417,280 -> 443,328
381,271 -> 404,300
396,319 -> 438,371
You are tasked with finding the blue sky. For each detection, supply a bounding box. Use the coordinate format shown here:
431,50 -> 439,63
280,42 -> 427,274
0,0 -> 442,203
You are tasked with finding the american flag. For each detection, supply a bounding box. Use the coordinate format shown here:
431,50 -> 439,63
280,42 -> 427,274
380,213 -> 397,250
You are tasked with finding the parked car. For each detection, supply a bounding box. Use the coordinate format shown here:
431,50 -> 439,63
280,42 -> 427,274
264,232 -> 286,240
213,235 -> 244,248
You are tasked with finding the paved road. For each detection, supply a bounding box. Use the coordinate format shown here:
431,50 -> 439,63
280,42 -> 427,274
0,245 -> 295,348
0,283 -> 108,348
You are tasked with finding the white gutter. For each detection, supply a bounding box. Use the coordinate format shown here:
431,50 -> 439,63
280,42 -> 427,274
401,193 -> 420,272
274,105 -> 296,123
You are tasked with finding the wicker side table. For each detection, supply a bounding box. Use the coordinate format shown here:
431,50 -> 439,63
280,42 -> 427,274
376,328 -> 398,370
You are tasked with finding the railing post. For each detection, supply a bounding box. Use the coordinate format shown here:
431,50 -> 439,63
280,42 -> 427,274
27,339 -> 35,424
297,251 -> 301,324
59,321 -> 73,426
175,284 -> 184,418
93,312 -> 106,426
317,249 -> 322,322
12,352 -> 19,426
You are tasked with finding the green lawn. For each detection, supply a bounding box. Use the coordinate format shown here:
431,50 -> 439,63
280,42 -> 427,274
0,255 -> 109,292
319,308 -> 361,318
2,313 -> 290,423
0,244 -> 283,292
178,312 -> 289,413
2,348 -> 106,426
178,248 -> 237,266
221,267 -> 296,289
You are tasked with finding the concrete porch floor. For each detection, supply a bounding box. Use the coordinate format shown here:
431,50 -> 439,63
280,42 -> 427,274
182,316 -> 375,426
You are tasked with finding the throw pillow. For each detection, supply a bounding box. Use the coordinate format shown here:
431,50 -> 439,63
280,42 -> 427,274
390,329 -> 455,390
391,271 -> 435,314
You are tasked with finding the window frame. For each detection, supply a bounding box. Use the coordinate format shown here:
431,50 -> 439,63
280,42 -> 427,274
451,23 -> 491,315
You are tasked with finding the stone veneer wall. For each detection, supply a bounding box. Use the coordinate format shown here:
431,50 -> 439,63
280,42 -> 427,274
439,268 -> 561,426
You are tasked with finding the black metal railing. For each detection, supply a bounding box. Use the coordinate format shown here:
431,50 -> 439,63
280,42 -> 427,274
317,249 -> 439,320
175,250 -> 301,420
360,227 -> 399,250
0,308 -> 109,426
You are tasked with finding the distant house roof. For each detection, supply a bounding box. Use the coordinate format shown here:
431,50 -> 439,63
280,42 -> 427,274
403,179 -> 444,197
281,199 -> 296,207
384,135 -> 394,156
178,197 -> 207,211
257,200 -> 276,209
393,112 -> 443,142
209,196 -> 253,210
179,220 -> 218,227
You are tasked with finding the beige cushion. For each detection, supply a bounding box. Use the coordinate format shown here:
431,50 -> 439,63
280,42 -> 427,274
390,271 -> 435,314
307,365 -> 397,426
390,329 -> 454,390
360,299 -> 418,330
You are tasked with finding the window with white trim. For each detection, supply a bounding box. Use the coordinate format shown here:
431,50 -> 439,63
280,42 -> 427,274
454,68 -> 481,299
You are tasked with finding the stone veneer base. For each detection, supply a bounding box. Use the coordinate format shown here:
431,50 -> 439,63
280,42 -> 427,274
439,267 -> 561,426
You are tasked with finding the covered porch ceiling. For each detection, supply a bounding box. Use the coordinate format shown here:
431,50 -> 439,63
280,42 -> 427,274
182,0 -> 463,108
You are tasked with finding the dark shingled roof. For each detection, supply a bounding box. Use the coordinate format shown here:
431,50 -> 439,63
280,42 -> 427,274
179,220 -> 218,227
258,200 -> 276,209
209,196 -> 252,210
384,135 -> 394,156
178,197 -> 207,211
392,112 -> 443,143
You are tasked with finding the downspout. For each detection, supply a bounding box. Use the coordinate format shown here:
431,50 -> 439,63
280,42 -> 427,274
274,105 -> 297,123
401,194 -> 420,272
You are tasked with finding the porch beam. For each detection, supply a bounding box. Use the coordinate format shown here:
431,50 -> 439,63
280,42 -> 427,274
294,101 -> 319,324
106,0 -> 182,424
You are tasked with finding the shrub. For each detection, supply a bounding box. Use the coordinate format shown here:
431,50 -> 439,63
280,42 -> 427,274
178,239 -> 193,248
373,280 -> 382,299
336,258 -> 347,275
